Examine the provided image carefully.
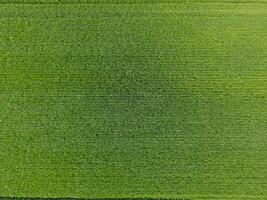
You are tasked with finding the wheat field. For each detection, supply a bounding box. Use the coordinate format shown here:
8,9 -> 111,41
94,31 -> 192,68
0,1 -> 266,199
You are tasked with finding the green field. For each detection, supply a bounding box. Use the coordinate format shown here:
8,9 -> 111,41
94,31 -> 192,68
0,1 -> 266,199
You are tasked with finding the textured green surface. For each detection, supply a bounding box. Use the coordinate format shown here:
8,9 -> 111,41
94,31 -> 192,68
0,1 -> 266,199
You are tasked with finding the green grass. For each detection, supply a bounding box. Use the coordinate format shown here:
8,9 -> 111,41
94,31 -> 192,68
0,1 -> 266,199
